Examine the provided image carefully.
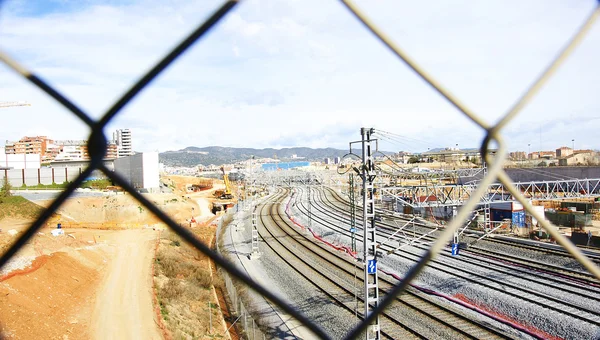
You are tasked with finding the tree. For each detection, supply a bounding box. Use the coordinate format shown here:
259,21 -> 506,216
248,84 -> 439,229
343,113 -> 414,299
1,176 -> 12,198
408,156 -> 419,164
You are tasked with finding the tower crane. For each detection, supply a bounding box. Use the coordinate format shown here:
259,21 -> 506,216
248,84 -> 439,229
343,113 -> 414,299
0,101 -> 31,109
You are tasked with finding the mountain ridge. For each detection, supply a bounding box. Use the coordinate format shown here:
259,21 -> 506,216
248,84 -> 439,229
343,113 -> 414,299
159,146 -> 357,167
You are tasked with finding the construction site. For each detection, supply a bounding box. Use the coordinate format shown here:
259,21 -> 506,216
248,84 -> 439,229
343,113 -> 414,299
2,0 -> 600,339
0,171 -> 241,339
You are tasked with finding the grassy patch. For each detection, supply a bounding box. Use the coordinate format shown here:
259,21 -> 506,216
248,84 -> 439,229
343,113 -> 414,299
16,179 -> 113,190
154,229 -> 222,338
19,182 -> 70,190
79,179 -> 112,190
0,195 -> 46,220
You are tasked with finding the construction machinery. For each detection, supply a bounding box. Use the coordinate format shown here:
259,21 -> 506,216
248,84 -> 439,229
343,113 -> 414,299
219,166 -> 234,200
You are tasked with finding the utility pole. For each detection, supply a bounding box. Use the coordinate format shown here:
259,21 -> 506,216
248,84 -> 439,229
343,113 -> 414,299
349,173 -> 357,253
482,159 -> 491,232
250,208 -> 260,259
351,127 -> 380,340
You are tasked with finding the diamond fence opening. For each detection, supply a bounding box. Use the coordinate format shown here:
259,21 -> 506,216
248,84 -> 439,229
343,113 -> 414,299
1,1 -> 599,339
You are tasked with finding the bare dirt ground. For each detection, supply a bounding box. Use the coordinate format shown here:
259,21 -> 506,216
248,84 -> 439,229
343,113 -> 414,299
91,229 -> 161,340
0,176 -> 228,339
0,227 -> 162,339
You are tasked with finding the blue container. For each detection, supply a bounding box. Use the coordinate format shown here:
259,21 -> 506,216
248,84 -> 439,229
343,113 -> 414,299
512,210 -> 525,227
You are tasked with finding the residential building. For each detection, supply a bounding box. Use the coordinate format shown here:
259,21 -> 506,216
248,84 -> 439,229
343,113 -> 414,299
106,142 -> 118,159
113,129 -> 134,158
509,151 -> 527,161
528,151 -> 556,160
556,147 -> 573,158
53,140 -> 88,161
44,142 -> 62,162
396,151 -> 412,164
54,145 -> 85,161
558,151 -> 597,166
5,136 -> 50,156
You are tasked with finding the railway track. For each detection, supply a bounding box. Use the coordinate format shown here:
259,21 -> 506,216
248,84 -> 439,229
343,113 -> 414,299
284,186 -> 600,336
320,186 -> 600,283
326,186 -> 600,264
257,189 -> 517,339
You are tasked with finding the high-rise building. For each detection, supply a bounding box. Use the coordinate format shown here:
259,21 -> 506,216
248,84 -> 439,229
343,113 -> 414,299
113,129 -> 134,158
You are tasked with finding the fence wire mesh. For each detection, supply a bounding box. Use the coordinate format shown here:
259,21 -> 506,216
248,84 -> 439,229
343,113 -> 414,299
1,1 -> 600,339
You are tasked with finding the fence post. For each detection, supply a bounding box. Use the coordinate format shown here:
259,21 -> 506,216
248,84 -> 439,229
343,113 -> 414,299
244,310 -> 248,336
51,168 -> 55,184
209,300 -> 212,333
65,168 -> 68,183
21,169 -> 25,186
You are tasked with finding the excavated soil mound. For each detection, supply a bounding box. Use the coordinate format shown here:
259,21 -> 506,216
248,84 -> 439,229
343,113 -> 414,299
0,250 -> 103,339
36,193 -> 200,227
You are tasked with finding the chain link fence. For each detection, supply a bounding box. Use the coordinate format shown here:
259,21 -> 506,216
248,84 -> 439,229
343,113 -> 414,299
1,1 -> 600,339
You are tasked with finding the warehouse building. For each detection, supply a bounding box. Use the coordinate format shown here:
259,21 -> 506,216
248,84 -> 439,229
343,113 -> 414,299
114,152 -> 159,192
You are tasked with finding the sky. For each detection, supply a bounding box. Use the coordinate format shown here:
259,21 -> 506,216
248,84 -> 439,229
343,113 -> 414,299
0,0 -> 599,154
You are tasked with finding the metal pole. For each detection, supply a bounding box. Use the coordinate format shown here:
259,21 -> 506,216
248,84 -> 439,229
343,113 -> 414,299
209,300 -> 212,333
350,173 -> 357,253
360,127 -> 380,340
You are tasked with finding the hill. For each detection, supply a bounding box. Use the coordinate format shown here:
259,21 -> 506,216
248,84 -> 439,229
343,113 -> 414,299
159,146 -> 353,167
0,195 -> 48,220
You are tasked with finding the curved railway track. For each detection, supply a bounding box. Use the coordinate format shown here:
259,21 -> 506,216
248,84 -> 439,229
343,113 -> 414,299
256,189 -> 513,339
285,186 -> 600,335
326,187 -> 600,264
319,186 -> 600,283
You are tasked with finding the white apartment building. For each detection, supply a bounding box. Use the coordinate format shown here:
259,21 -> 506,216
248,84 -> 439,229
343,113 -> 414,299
113,128 -> 134,158
54,145 -> 84,161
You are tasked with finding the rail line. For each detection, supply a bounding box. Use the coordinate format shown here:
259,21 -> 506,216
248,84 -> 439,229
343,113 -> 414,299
321,186 -> 600,283
256,189 -> 512,339
328,187 -> 600,264
289,186 -> 600,331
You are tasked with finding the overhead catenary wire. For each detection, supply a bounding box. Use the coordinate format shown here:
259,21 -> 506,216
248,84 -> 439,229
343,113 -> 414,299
374,132 -> 435,153
374,129 -> 436,149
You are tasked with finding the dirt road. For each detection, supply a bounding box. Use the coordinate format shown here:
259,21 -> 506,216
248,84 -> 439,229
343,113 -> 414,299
91,229 -> 161,340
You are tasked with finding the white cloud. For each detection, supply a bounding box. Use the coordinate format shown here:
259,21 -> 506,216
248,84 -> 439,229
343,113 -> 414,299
0,0 -> 598,154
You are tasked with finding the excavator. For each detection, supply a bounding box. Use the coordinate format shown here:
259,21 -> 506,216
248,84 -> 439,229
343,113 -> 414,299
212,167 -> 234,214
219,166 -> 233,200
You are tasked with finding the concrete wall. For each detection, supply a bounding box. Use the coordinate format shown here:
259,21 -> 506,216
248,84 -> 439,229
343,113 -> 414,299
0,167 -> 89,187
50,159 -> 115,171
0,153 -> 41,169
